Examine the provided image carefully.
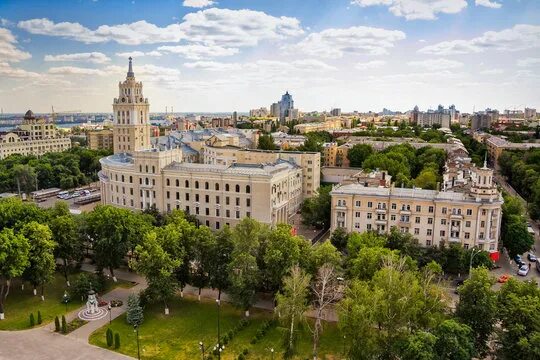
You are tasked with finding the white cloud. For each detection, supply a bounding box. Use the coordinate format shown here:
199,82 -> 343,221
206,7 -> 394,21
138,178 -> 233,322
291,26 -> 405,58
48,66 -> 106,76
475,0 -> 502,9
48,64 -> 181,79
178,8 -> 303,47
479,68 -> 504,75
183,0 -> 216,8
355,60 -> 386,70
44,52 -> 111,64
407,58 -> 463,70
116,51 -> 162,58
0,28 -> 32,62
517,57 -> 540,67
419,24 -> 540,55
18,18 -> 183,45
184,61 -> 242,71
0,61 -> 40,78
157,44 -> 238,59
0,19 -> 13,27
351,0 -> 467,20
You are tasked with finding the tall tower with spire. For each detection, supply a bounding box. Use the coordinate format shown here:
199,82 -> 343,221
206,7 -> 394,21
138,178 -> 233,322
112,57 -> 151,154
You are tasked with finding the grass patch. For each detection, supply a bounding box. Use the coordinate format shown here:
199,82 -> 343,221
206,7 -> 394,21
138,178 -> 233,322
0,271 -> 133,331
89,296 -> 343,359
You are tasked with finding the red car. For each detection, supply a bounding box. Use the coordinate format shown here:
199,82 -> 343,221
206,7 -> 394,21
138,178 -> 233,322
498,274 -> 511,283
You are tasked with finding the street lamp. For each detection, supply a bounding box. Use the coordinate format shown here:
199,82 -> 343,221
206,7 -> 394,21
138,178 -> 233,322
269,347 -> 275,360
469,247 -> 481,273
216,299 -> 221,360
108,303 -> 112,324
199,341 -> 206,360
134,324 -> 141,360
62,291 -> 69,314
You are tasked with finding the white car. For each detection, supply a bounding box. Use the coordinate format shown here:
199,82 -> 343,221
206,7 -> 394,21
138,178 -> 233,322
518,264 -> 530,276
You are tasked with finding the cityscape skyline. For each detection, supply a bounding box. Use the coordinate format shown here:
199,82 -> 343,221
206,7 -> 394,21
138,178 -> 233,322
0,0 -> 539,113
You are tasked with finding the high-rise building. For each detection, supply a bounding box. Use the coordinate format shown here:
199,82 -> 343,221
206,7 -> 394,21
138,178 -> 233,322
471,109 -> 499,131
279,91 -> 295,123
270,102 -> 280,117
113,57 -> 151,155
525,107 -> 537,119
411,105 -> 451,128
330,108 -> 342,116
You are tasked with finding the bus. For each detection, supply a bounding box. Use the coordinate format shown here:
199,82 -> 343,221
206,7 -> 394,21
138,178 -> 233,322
31,188 -> 61,202
74,193 -> 101,205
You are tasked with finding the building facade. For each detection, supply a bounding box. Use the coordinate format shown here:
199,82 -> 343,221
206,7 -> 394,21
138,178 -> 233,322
88,129 -> 114,150
330,164 -> 502,255
99,60 -> 308,229
0,110 -> 71,159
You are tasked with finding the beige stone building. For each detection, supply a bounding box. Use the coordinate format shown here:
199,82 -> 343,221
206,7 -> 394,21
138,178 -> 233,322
294,118 -> 343,134
0,110 -> 71,159
99,60 -> 308,229
88,129 -> 114,150
330,163 -> 502,254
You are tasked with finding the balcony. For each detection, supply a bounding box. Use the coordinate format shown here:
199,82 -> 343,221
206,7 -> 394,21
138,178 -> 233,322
399,209 -> 411,215
375,219 -> 386,225
376,208 -> 387,214
450,213 -> 464,220
398,220 -> 411,226
449,237 -> 461,243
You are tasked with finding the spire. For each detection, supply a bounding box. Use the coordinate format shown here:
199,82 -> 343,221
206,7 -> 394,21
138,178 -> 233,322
127,57 -> 134,78
483,152 -> 487,169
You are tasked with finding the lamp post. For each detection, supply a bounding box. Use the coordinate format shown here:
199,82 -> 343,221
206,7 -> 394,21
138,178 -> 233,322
62,291 -> 69,314
198,341 -> 205,360
269,347 -> 275,360
216,299 -> 221,360
108,304 -> 112,324
134,324 -> 141,360
469,247 -> 481,273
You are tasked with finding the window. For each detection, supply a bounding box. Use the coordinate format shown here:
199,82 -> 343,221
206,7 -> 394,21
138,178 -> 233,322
166,191 -> 170,199
205,195 -> 210,203
428,206 -> 434,213
367,224 -> 372,230
185,193 -> 189,201
226,209 -> 230,217
246,185 -> 251,193
235,184 -> 240,193
442,207 -> 447,214
355,200 -> 361,207
215,183 -> 220,191
205,208 -> 210,216
427,229 -> 432,236
226,197 -> 230,205
236,198 -> 240,206
195,181 -> 199,189
225,184 -> 230,191
465,221 -> 471,227
400,215 -> 410,223
415,217 -> 420,224
367,213 -> 372,219
416,205 -> 421,212
482,209 -> 487,216
337,199 -> 346,207
205,182 -> 209,190
354,222 -> 360,229
216,209 -> 220,217
355,212 -> 361,218
195,194 -> 199,202
481,221 -> 485,227
466,209 -> 472,216
465,232 -> 470,239
166,179 -> 170,186
195,207 -> 200,215
246,199 -> 251,207
441,219 -> 447,225
401,204 -> 411,211
440,230 -> 445,236
368,202 -> 373,208
216,196 -> 220,204
428,218 -> 433,224
426,240 -> 432,246
184,180 -> 189,187
391,214 -> 396,221
391,203 -> 396,210
216,222 -> 220,229
246,212 -> 251,218
414,228 -> 420,235
152,166 -> 155,174
236,211 -> 240,219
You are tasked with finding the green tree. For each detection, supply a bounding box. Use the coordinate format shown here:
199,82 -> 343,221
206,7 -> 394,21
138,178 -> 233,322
13,164 -> 37,194
348,246 -> 399,280
497,278 -> 540,358
502,214 -> 534,258
401,331 -> 436,360
209,226 -> 234,299
275,266 -> 311,357
133,232 -> 180,314
300,185 -> 331,228
346,231 -> 386,257
0,228 -> 30,319
126,294 -> 144,327
329,228 -> 348,253
455,268 -> 496,355
347,144 -> 374,167
310,241 -> 341,271
21,222 -> 56,300
50,214 -> 83,285
257,134 -> 277,150
190,226 -> 216,301
433,320 -> 476,360
414,168 -> 438,190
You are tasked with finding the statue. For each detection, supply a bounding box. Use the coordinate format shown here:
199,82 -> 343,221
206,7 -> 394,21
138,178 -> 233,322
86,290 -> 98,314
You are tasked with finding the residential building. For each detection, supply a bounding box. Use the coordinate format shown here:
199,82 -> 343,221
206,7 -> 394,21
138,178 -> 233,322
270,102 -> 280,117
525,107 -> 537,119
87,129 -> 114,150
330,108 -> 341,116
249,107 -> 269,118
330,163 -> 502,257
99,59 -> 307,229
471,109 -> 499,130
294,118 -> 342,134
411,105 -> 451,128
0,110 -> 71,159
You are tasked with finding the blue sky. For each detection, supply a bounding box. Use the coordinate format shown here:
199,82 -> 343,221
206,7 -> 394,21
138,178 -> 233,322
1,0 -> 539,113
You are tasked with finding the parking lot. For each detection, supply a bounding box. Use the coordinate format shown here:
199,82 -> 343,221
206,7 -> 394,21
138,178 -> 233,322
35,184 -> 101,213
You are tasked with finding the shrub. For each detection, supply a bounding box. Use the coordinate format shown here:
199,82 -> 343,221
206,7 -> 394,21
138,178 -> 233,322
37,311 -> 42,325
237,355 -> 245,360
61,315 -> 67,334
242,348 -> 249,355
54,316 -> 60,332
71,272 -> 105,301
114,333 -> 120,349
29,313 -> 35,327
106,328 -> 113,347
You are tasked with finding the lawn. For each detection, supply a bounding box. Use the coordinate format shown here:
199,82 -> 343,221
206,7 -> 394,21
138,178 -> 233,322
0,271 -> 133,331
89,296 -> 344,360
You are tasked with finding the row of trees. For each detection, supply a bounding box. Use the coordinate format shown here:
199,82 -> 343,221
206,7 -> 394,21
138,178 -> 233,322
500,194 -> 535,258
0,147 -> 111,193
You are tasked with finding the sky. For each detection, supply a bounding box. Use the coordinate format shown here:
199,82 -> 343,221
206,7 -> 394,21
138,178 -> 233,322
0,0 -> 539,114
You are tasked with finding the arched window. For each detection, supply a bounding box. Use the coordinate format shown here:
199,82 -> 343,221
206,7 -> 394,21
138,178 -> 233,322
195,181 -> 199,189
215,183 -> 219,191
246,185 -> 251,194
166,179 -> 170,186
185,180 -> 189,188
205,182 -> 209,190
235,184 -> 240,193
225,184 -> 230,191
152,166 -> 155,174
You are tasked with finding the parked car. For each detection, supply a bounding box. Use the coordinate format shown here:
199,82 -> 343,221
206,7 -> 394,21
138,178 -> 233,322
498,274 -> 511,283
514,255 -> 525,266
518,264 -> 530,276
528,253 -> 537,262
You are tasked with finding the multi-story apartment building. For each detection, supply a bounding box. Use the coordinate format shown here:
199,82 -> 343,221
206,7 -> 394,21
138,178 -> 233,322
330,163 -> 503,256
0,110 -> 71,159
294,118 -> 342,134
99,60 -> 306,229
87,129 -> 114,150
471,109 -> 499,131
411,105 -> 451,128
